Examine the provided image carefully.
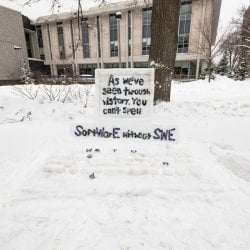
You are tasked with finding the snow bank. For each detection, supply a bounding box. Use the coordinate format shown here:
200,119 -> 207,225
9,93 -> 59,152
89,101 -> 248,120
0,77 -> 250,250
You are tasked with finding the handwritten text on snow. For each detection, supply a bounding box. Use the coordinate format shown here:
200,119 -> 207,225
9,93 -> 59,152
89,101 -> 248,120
75,125 -> 176,141
96,69 -> 154,118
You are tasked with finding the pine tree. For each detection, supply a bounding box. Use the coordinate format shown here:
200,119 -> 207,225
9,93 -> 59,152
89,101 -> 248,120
20,62 -> 34,84
201,63 -> 215,81
217,54 -> 229,76
234,56 -> 248,81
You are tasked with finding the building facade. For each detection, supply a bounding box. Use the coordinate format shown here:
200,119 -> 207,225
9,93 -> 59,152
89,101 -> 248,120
0,0 -> 222,83
0,6 -> 28,84
0,5 -> 49,84
35,0 -> 221,80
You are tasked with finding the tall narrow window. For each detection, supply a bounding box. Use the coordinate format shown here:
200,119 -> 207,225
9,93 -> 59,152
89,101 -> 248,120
36,25 -> 45,60
25,32 -> 33,58
142,8 -> 152,55
178,1 -> 192,53
82,18 -> 90,58
128,11 -> 132,56
109,14 -> 118,57
57,22 -> 65,59
97,16 -> 101,58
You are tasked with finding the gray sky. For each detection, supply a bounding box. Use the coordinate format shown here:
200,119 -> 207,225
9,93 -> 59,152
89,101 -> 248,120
0,0 -> 249,27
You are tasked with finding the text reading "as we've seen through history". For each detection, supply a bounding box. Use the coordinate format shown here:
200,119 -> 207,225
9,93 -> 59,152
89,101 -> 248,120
96,69 -> 154,119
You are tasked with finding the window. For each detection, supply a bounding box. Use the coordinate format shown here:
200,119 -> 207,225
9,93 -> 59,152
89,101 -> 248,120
142,8 -> 152,55
178,34 -> 190,53
128,11 -> 132,56
36,25 -> 45,60
104,63 -> 126,68
97,16 -> 101,58
134,62 -> 149,68
82,18 -> 90,58
57,64 -> 73,76
57,22 -> 65,59
25,32 -> 33,58
174,61 -> 196,79
79,63 -> 97,76
175,61 -> 189,79
109,14 -> 118,57
178,2 -> 192,53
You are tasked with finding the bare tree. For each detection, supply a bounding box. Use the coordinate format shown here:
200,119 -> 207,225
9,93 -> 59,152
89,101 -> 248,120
240,5 -> 250,75
149,0 -> 180,102
220,29 -> 242,73
196,20 -> 227,82
220,5 -> 250,77
232,6 -> 250,50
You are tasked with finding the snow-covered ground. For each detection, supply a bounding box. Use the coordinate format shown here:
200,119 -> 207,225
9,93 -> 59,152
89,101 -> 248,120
0,76 -> 250,250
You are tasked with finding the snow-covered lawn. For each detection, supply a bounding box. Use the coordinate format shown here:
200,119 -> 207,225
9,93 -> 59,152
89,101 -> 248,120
0,76 -> 250,250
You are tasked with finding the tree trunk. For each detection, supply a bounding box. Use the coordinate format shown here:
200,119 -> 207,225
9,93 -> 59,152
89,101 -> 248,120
208,58 -> 212,83
229,51 -> 232,72
149,0 -> 181,103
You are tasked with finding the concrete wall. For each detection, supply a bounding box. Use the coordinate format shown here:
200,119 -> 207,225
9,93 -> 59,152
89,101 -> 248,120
0,5 -> 28,81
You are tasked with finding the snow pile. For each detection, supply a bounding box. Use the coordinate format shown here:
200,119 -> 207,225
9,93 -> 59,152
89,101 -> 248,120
0,77 -> 250,250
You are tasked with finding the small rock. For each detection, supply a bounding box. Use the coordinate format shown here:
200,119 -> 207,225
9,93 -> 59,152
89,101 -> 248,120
87,154 -> 93,159
89,172 -> 95,179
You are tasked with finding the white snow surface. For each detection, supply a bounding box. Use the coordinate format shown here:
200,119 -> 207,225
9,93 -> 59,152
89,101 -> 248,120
0,76 -> 250,250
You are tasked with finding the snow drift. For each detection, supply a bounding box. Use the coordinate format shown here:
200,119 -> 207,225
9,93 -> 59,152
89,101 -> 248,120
0,76 -> 250,250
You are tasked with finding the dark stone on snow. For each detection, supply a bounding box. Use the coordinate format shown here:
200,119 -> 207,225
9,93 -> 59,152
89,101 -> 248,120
89,172 -> 95,179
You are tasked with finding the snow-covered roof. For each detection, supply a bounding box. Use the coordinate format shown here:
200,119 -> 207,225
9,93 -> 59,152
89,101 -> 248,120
35,0 -> 152,24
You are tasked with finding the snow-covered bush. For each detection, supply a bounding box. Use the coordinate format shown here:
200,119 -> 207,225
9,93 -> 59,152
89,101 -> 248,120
216,54 -> 229,76
227,71 -> 234,78
12,83 -> 92,106
20,62 -> 34,84
234,57 -> 248,81
12,84 -> 40,100
12,63 -> 39,99
200,66 -> 216,81
12,63 -> 93,105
